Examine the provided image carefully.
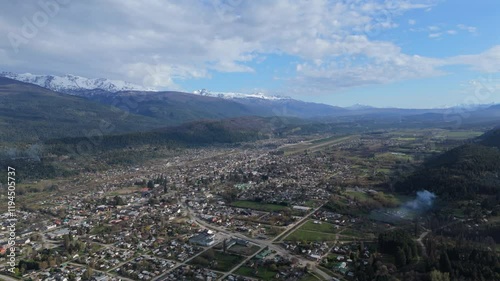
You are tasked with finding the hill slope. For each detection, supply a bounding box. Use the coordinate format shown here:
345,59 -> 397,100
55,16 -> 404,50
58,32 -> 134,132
396,128 -> 500,199
80,90 -> 348,124
0,77 -> 163,143
45,115 -> 303,154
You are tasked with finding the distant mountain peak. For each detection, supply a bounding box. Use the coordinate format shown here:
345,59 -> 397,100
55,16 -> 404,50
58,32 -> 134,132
193,88 -> 289,100
346,103 -> 376,110
0,71 -> 154,93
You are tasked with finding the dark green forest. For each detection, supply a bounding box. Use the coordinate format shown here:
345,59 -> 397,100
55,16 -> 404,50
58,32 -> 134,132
396,129 -> 500,200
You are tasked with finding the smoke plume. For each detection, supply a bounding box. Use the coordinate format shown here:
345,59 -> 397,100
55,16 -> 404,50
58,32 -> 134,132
404,190 -> 436,211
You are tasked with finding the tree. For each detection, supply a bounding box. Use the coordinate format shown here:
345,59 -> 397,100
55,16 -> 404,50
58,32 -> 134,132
113,195 -> 125,206
38,261 -> 48,270
82,266 -> 93,280
204,248 -> 215,260
430,270 -> 450,281
403,245 -> 412,264
439,252 -> 452,274
147,180 -> 154,189
269,264 -> 278,271
395,247 -> 406,268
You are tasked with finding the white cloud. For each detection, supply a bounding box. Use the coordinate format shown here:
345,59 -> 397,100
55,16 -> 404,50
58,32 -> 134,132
0,1 -> 438,82
291,42 -> 446,93
0,0 -> 495,95
448,46 -> 500,73
410,23 -> 476,40
408,19 -> 416,25
457,24 -> 477,33
428,25 -> 440,31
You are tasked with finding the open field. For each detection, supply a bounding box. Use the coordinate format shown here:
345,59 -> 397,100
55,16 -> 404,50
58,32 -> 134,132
232,200 -> 289,212
189,250 -> 244,272
300,220 -> 340,233
344,190 -> 401,208
282,135 -> 358,155
438,130 -> 484,140
234,265 -> 279,280
285,229 -> 338,242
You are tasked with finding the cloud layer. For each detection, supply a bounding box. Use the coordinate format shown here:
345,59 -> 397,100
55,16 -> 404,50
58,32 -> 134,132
0,0 -> 498,93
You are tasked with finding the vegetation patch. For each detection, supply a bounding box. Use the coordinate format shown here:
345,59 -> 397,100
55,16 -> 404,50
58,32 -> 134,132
232,200 -> 289,212
235,265 -> 279,280
300,220 -> 339,233
285,229 -> 337,242
189,249 -> 244,272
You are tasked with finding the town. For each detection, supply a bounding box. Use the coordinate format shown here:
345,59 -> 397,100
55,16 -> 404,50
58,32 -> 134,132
0,129 -> 497,281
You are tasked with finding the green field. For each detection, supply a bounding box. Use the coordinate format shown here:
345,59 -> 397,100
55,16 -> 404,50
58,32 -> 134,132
345,191 -> 370,201
339,228 -> 372,239
189,250 -> 244,272
441,130 -> 484,139
285,229 -> 337,242
284,218 -> 340,242
300,220 -> 339,233
235,265 -> 279,280
232,200 -> 288,212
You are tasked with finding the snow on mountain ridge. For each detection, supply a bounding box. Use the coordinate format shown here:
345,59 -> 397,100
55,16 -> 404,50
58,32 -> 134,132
0,72 -> 154,93
193,89 -> 288,100
1,72 -> 290,101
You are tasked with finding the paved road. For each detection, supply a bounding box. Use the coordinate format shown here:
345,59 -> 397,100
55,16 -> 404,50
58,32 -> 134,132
273,204 -> 325,242
153,165 -> 333,281
187,204 -> 332,280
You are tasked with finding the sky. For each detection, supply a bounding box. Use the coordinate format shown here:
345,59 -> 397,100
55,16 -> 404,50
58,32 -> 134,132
0,0 -> 499,108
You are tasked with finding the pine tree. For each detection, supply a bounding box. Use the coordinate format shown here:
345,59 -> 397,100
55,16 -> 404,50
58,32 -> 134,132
439,251 -> 452,274
395,247 -> 407,268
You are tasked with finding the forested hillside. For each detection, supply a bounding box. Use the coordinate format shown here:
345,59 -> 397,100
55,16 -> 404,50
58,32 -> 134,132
0,77 -> 163,143
396,128 -> 500,199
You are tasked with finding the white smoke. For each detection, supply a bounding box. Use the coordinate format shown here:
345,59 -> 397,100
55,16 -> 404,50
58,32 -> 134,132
404,190 -> 436,210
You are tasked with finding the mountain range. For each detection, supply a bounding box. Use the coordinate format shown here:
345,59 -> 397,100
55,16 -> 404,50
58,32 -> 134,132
0,77 -> 163,143
1,72 -> 500,144
0,72 -> 154,94
193,88 -> 287,100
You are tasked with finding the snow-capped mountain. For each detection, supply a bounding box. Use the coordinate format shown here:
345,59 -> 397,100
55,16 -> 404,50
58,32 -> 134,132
0,72 -> 154,94
346,103 -> 376,110
193,89 -> 288,100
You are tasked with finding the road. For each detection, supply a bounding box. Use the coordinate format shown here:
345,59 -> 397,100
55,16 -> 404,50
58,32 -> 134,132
273,204 -> 325,242
152,164 -> 333,281
185,203 -> 332,280
416,219 -> 466,259
68,262 -> 136,281
416,230 -> 429,258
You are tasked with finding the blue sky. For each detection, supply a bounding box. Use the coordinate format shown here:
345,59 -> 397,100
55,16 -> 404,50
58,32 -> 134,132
0,0 -> 498,108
